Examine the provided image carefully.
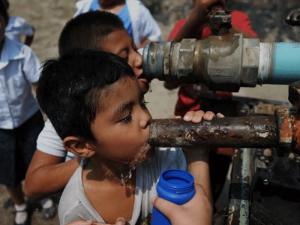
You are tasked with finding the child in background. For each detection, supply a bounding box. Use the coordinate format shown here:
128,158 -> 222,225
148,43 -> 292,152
73,0 -> 161,48
1,0 -> 35,46
36,49 -> 221,224
0,2 -> 43,225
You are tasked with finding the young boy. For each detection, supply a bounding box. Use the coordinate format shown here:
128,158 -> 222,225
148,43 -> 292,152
25,8 -> 221,203
74,0 -> 161,48
36,49 -> 217,224
0,2 -> 44,225
25,11 -> 149,202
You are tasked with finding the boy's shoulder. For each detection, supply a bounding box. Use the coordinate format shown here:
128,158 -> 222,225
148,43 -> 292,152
59,159 -> 103,223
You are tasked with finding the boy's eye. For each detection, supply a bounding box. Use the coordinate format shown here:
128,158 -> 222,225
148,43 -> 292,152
118,51 -> 129,62
120,113 -> 132,124
141,101 -> 149,109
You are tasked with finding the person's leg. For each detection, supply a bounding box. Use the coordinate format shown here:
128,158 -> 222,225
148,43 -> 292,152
6,184 -> 29,225
5,183 -> 25,205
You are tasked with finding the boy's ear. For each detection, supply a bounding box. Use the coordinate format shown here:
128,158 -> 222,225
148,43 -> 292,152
63,136 -> 95,158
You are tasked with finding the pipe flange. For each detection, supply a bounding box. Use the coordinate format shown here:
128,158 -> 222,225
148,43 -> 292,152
275,107 -> 293,155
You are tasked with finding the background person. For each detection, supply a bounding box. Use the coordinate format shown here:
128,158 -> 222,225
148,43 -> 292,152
2,0 -> 35,46
73,0 -> 161,48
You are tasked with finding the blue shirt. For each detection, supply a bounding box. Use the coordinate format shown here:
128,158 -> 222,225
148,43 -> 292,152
0,37 -> 41,129
89,0 -> 133,38
5,16 -> 34,43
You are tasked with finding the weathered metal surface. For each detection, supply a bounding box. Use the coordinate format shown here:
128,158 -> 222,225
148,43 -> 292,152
149,117 -> 278,148
143,38 -> 300,91
150,106 -> 300,155
227,148 -> 252,225
276,107 -> 293,151
275,107 -> 300,154
292,113 -> 300,151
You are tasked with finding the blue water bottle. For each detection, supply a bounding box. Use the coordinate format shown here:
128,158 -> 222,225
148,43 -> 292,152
151,169 -> 196,225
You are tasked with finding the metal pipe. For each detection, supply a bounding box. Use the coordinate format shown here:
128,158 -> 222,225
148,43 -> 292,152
143,35 -> 300,92
149,107 -> 300,155
227,148 -> 252,225
149,117 -> 278,148
258,43 -> 300,84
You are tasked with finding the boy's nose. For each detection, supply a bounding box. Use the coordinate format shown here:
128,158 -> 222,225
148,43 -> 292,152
134,51 -> 143,73
140,110 -> 152,129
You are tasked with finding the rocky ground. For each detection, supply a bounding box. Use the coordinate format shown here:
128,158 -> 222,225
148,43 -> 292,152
1,0 -> 300,224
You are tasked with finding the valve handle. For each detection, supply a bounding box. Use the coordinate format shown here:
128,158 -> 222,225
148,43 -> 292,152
286,8 -> 300,26
209,5 -> 232,35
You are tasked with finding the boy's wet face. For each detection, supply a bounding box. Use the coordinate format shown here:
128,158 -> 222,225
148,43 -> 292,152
90,77 -> 154,167
101,29 -> 149,94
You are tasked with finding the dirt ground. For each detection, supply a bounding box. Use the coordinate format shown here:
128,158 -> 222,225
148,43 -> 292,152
2,0 -> 300,224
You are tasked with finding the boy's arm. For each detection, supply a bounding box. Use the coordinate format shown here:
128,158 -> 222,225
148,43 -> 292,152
25,120 -> 80,200
180,110 -> 224,203
185,148 -> 212,202
24,150 -> 81,201
24,26 -> 34,46
32,82 -> 37,95
172,0 -> 225,42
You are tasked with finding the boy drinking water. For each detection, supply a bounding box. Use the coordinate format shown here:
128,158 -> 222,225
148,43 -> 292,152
36,49 -> 220,224
25,11 -> 220,203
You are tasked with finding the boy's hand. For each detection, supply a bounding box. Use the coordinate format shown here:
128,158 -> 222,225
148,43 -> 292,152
172,110 -> 224,124
182,110 -> 223,123
151,184 -> 213,225
172,110 -> 224,156
194,0 -> 225,14
192,0 -> 225,23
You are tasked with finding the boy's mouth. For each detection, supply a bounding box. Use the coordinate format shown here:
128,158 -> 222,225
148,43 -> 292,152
137,77 -> 150,94
138,77 -> 148,83
130,142 -> 154,168
121,142 -> 154,186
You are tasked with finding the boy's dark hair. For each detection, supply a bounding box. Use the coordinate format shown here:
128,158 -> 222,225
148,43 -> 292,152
0,0 -> 9,25
59,11 -> 125,56
37,49 -> 135,141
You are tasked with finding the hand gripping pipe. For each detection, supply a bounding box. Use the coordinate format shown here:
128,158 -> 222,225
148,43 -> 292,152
142,34 -> 300,92
149,107 -> 300,155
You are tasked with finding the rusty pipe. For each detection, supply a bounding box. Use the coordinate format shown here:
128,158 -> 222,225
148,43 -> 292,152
149,107 -> 300,155
150,117 -> 278,148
